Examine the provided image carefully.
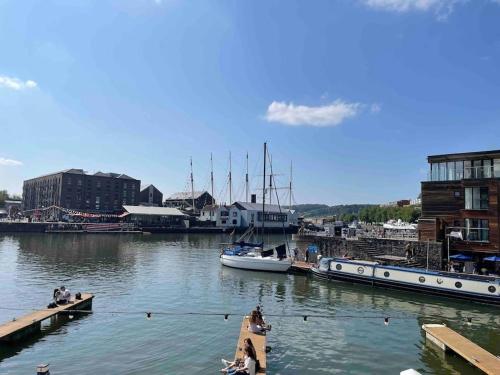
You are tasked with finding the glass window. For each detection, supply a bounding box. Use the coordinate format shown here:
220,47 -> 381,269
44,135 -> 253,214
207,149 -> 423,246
439,162 -> 447,181
494,159 -> 500,178
447,162 -> 455,180
455,161 -> 464,180
483,159 -> 492,178
473,160 -> 482,178
465,218 -> 489,242
465,187 -> 488,210
464,160 -> 472,179
431,163 -> 439,181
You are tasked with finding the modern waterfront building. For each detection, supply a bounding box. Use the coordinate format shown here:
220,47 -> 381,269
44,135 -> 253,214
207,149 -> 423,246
164,190 -> 214,211
139,184 -> 163,207
22,169 -> 141,214
418,150 -> 500,256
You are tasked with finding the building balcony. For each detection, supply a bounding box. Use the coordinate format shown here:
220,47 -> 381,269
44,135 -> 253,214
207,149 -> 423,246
447,226 -> 489,243
428,165 -> 500,182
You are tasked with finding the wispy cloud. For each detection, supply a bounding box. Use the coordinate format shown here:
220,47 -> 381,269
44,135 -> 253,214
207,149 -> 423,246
265,100 -> 362,127
0,75 -> 38,91
0,158 -> 23,167
361,0 -> 461,19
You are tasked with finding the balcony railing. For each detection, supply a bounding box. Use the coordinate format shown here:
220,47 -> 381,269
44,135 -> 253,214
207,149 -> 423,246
447,226 -> 489,242
428,165 -> 500,181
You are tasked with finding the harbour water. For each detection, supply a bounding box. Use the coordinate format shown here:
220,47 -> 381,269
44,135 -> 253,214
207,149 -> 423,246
0,234 -> 498,374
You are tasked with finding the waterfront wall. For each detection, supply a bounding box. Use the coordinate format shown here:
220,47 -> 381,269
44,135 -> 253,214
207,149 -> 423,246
295,236 -> 443,270
0,222 -> 48,233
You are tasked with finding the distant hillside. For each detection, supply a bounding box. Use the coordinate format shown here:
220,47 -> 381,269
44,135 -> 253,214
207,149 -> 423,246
292,204 -> 375,218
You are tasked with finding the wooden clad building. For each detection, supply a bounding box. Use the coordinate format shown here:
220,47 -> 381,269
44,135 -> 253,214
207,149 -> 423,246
419,150 -> 500,255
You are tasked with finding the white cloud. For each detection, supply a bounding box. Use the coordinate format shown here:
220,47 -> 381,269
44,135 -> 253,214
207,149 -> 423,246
0,75 -> 38,91
0,158 -> 23,166
371,103 -> 382,113
362,0 -> 460,19
265,100 -> 362,127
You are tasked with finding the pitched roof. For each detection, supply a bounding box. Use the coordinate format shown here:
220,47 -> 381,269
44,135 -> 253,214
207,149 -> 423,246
234,201 -> 292,213
166,191 -> 209,200
140,184 -> 161,193
122,205 -> 187,216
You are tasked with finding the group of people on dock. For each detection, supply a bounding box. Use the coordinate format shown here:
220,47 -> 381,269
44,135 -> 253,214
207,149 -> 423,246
47,286 -> 71,308
220,305 -> 267,375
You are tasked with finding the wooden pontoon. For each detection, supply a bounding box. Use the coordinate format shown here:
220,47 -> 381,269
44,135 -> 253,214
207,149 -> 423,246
422,324 -> 500,375
234,316 -> 267,374
0,293 -> 93,342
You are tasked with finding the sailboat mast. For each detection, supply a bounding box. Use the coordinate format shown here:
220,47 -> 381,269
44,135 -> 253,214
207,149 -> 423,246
190,157 -> 195,214
210,153 -> 214,219
268,154 -> 272,205
262,142 -> 266,240
245,152 -> 249,203
229,152 -> 232,205
289,161 -> 293,209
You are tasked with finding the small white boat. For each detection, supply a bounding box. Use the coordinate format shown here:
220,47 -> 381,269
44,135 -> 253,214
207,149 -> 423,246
220,142 -> 292,273
220,250 -> 292,272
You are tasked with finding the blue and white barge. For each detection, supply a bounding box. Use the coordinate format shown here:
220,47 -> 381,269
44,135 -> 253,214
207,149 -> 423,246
312,258 -> 500,305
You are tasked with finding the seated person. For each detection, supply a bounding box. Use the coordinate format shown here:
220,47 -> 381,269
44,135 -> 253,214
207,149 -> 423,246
248,311 -> 266,334
221,347 -> 256,375
57,286 -> 71,304
255,306 -> 265,326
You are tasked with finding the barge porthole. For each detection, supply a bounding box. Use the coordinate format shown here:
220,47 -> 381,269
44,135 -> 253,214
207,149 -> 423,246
436,278 -> 443,284
357,267 -> 364,274
336,264 -> 342,271
488,286 -> 496,293
419,276 -> 425,283
455,281 -> 462,289
383,271 -> 390,277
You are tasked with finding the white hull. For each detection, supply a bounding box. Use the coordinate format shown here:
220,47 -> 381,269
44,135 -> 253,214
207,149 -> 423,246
220,254 -> 292,272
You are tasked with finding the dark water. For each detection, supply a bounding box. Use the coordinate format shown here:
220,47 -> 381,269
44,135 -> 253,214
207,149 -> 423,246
0,234 -> 498,374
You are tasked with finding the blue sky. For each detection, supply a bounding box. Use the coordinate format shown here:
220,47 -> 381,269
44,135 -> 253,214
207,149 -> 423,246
1,0 -> 500,205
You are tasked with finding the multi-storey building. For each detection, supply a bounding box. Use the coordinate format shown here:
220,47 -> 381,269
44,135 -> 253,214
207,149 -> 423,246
22,169 -> 140,214
418,150 -> 500,257
139,184 -> 163,207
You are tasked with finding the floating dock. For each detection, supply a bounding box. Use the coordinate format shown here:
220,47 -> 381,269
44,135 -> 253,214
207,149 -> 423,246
234,316 -> 266,374
290,261 -> 312,274
422,324 -> 500,375
0,293 -> 94,342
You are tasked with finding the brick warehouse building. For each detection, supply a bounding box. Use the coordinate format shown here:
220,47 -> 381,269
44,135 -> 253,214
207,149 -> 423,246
23,169 -> 141,214
418,150 -> 500,258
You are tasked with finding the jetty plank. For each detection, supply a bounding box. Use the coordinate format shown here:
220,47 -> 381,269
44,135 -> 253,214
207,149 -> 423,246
290,261 -> 312,273
422,324 -> 500,375
234,316 -> 266,374
0,293 -> 93,342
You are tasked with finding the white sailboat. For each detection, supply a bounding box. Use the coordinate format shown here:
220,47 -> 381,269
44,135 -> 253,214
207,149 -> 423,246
220,142 -> 292,272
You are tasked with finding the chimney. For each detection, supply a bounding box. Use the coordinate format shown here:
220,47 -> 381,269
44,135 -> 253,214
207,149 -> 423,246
251,194 -> 257,203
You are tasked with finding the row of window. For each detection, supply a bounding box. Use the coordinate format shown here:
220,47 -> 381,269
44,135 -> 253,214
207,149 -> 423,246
257,212 -> 287,222
430,159 -> 500,181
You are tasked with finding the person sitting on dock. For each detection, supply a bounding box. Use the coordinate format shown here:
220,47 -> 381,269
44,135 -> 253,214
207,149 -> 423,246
56,286 -> 71,304
248,310 -> 266,334
221,347 -> 256,375
221,338 -> 257,371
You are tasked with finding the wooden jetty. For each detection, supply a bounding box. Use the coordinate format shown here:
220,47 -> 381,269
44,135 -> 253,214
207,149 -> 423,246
0,293 -> 93,342
290,261 -> 312,274
234,316 -> 266,374
422,324 -> 500,375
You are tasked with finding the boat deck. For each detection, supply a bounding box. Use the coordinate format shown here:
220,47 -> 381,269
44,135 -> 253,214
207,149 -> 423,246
0,293 -> 94,342
234,316 -> 266,374
290,261 -> 312,273
422,324 -> 500,375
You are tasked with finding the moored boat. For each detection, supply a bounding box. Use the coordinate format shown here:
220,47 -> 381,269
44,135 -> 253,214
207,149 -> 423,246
312,257 -> 500,304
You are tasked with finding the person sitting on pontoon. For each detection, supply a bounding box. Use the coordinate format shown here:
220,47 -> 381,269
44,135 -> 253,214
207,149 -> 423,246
221,347 -> 256,375
57,286 -> 71,304
248,310 -> 266,334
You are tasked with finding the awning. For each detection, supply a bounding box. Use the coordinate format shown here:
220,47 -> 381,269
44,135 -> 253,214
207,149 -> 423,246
483,256 -> 500,262
449,253 -> 473,261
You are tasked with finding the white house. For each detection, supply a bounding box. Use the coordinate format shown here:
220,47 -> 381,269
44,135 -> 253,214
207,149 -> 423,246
199,201 -> 297,229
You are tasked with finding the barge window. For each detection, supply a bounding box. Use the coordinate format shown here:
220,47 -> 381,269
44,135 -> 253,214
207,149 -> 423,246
336,264 -> 342,270
488,286 -> 496,293
455,281 -> 462,288
419,276 -> 425,283
384,271 -> 390,277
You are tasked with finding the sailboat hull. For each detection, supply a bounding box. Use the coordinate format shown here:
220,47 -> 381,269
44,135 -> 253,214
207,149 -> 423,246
220,255 -> 292,272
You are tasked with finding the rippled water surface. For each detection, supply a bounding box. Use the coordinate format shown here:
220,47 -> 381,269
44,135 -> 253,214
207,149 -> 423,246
0,234 -> 498,374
